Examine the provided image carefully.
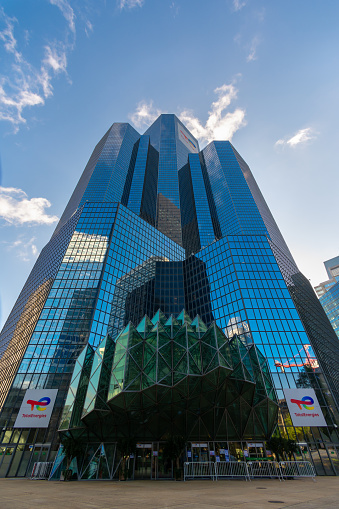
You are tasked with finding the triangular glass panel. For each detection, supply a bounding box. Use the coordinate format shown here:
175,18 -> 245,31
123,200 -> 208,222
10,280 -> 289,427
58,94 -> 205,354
129,343 -> 143,368
176,309 -> 192,326
188,353 -> 201,375
157,355 -> 171,381
116,324 -> 130,348
173,344 -> 186,367
144,343 -> 156,367
143,358 -> 157,382
112,342 -> 127,369
146,330 -> 157,348
201,324 -> 218,348
136,315 -> 153,338
174,325 -> 187,348
176,354 -> 188,375
201,343 -> 216,372
151,309 -> 167,325
129,325 -> 142,347
158,323 -> 170,347
158,373 -> 172,386
191,315 -> 208,337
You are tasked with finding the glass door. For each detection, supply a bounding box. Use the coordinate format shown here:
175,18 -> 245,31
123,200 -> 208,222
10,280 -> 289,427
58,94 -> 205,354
134,445 -> 153,479
0,447 -> 15,477
157,444 -> 172,479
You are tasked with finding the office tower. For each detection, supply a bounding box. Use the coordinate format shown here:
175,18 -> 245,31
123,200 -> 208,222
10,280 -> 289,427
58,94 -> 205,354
1,114 -> 339,479
314,256 -> 339,339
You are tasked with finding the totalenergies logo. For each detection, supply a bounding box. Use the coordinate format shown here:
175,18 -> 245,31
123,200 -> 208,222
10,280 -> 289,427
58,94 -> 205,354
290,396 -> 314,410
26,397 -> 51,411
179,129 -> 197,150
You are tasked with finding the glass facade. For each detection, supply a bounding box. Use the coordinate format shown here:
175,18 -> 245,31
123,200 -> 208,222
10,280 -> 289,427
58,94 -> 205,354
1,114 -> 339,478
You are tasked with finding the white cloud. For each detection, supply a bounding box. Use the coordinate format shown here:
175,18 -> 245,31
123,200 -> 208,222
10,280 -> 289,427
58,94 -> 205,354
180,83 -> 247,145
233,0 -> 246,11
0,8 -> 72,130
0,186 -> 59,225
275,128 -> 316,148
2,236 -> 39,262
118,0 -> 144,9
85,20 -> 93,37
247,36 -> 259,62
129,100 -> 162,130
0,9 -> 22,62
49,0 -> 76,33
129,83 -> 247,145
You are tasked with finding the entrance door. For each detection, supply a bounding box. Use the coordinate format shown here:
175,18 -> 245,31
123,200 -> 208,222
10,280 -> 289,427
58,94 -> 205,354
191,443 -> 209,462
0,447 -> 14,477
134,445 -> 153,479
26,444 -> 50,477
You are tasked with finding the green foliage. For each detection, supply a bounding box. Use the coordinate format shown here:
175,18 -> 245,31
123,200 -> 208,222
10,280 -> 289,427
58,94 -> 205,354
285,439 -> 299,460
266,436 -> 298,461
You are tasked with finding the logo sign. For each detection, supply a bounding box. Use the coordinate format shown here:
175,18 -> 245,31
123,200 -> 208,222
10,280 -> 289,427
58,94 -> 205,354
283,388 -> 326,427
14,389 -> 58,428
178,126 -> 199,153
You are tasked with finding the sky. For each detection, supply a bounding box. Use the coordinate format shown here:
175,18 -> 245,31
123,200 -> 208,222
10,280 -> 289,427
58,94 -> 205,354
1,0 -> 339,329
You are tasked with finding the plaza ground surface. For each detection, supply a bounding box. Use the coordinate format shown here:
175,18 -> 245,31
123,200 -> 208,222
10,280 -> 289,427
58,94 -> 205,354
0,477 -> 338,509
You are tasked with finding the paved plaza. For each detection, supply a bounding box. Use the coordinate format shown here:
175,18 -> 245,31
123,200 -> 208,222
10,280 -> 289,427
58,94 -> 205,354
0,477 -> 338,509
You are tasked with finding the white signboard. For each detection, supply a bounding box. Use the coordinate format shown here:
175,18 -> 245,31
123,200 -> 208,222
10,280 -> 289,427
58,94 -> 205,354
283,388 -> 327,427
178,126 -> 199,153
14,389 -> 58,428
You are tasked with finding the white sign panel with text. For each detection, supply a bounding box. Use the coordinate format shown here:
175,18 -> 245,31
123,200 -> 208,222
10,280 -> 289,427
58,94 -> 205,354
14,389 -> 58,428
283,388 -> 326,427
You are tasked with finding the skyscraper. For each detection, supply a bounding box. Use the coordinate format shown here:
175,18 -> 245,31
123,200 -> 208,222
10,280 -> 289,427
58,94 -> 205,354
315,256 -> 339,339
0,114 -> 339,478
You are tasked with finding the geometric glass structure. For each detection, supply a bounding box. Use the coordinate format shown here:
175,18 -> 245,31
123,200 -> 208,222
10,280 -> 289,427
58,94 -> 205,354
59,309 -> 278,443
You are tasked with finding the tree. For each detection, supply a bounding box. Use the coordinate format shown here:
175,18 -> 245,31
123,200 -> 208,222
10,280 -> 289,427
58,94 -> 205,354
266,437 -> 299,462
266,437 -> 286,462
285,439 -> 299,460
116,437 -> 136,481
163,435 -> 186,480
60,435 -> 85,480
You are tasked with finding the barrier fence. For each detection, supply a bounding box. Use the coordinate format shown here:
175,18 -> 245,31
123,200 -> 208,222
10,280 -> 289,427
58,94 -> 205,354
279,461 -> 316,481
184,460 -> 316,482
215,461 -> 250,481
31,462 -> 54,480
247,461 -> 282,481
184,461 -> 216,480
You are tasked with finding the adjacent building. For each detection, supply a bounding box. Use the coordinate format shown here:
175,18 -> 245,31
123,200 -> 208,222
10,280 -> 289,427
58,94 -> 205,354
315,256 -> 339,340
1,114 -> 339,478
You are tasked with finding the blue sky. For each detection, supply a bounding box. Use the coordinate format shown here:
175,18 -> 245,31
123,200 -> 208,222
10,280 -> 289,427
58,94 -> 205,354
1,0 -> 339,328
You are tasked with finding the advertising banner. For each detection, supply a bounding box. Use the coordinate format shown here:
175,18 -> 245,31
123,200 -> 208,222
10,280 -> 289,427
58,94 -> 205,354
14,389 -> 58,428
283,388 -> 327,427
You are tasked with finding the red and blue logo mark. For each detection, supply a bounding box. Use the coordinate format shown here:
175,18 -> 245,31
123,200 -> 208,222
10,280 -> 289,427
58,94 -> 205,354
26,397 -> 51,411
179,129 -> 197,150
290,396 -> 314,410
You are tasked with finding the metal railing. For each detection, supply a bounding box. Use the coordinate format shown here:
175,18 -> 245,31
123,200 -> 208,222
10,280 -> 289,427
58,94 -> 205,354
184,462 -> 216,481
215,461 -> 250,481
279,461 -> 316,481
31,462 -> 54,480
247,461 -> 282,481
184,460 -> 316,482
